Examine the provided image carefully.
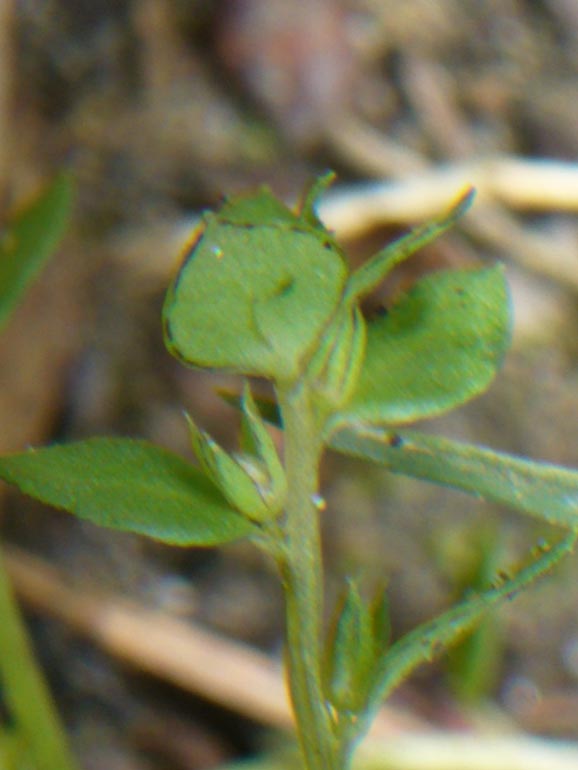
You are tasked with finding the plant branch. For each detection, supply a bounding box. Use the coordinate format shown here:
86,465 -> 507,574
277,381 -> 340,770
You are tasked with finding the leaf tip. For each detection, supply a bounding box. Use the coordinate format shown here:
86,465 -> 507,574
450,185 -> 476,221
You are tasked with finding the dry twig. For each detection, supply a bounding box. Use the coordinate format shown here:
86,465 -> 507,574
6,547 -> 578,769
3,545 -> 420,737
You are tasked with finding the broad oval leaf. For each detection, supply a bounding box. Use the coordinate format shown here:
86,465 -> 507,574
163,193 -> 348,381
330,426 -> 578,530
333,266 -> 511,427
0,173 -> 73,330
0,438 -> 255,546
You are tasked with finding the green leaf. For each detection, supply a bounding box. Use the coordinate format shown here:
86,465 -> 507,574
0,726 -> 30,770
163,189 -> 348,381
332,266 -> 511,427
239,384 -> 268,457
298,171 -> 337,228
0,439 -> 255,546
308,306 -> 367,413
330,426 -> 578,530
357,534 -> 576,735
218,388 -> 282,427
344,187 -> 474,304
324,580 -> 375,713
218,187 -> 301,227
185,409 -> 283,523
239,385 -> 287,510
184,411 -> 270,522
0,548 -> 79,770
368,585 -> 392,657
444,527 -> 505,703
324,581 -> 393,719
0,173 -> 73,330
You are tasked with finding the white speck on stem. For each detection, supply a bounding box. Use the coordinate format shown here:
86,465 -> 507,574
311,493 -> 326,511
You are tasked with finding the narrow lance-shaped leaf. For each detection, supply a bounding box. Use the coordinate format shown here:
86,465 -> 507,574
368,585 -> 392,658
354,534 -> 577,741
224,397 -> 578,532
329,426 -> 578,530
344,187 -> 475,304
185,405 -> 284,523
0,438 -> 255,546
0,727 -> 28,770
185,411 -> 272,522
308,305 -> 367,412
298,170 -> 337,228
323,579 -> 375,714
445,528 -> 505,703
0,173 -> 73,330
218,389 -> 281,427
239,384 -> 287,510
0,547 -> 80,770
324,581 -> 393,722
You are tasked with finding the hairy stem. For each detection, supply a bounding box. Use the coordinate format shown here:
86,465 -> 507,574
277,382 -> 340,770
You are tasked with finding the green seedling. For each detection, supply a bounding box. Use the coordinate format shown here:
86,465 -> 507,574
441,525 -> 506,704
0,174 -> 77,770
1,173 -> 578,770
0,174 -> 72,327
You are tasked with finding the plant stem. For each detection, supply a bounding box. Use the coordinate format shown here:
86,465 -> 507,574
0,545 -> 79,770
277,382 -> 340,770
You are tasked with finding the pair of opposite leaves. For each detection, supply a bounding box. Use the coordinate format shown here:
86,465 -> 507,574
0,176 -> 513,550
164,177 -> 510,428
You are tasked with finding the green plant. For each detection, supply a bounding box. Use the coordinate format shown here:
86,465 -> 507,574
1,173 -> 577,770
437,523 -> 506,704
0,174 -> 78,770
